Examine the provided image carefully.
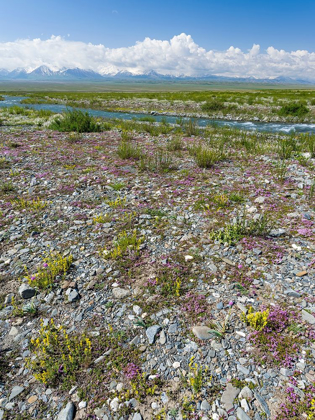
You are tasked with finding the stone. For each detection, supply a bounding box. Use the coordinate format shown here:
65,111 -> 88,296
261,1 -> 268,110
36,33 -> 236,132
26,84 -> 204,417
239,386 -> 253,400
296,271 -> 307,277
201,400 -> 211,411
9,386 -> 24,401
112,288 -> 130,299
132,413 -> 143,420
159,330 -> 166,345
221,383 -> 240,411
254,196 -> 265,204
301,310 -> 315,325
254,392 -> 271,418
57,402 -> 76,420
78,401 -> 87,409
9,326 -> 19,336
241,399 -> 250,412
146,325 -> 161,344
237,364 -> 250,375
192,326 -> 213,340
19,284 -> 35,299
236,407 -> 251,420
280,368 -> 293,377
28,395 -> 38,404
67,289 -> 80,303
222,258 -> 235,266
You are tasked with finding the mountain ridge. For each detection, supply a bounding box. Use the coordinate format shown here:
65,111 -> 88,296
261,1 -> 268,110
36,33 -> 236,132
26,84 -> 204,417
0,65 -> 314,84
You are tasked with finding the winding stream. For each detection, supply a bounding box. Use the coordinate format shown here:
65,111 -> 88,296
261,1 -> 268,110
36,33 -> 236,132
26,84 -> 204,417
1,95 -> 315,134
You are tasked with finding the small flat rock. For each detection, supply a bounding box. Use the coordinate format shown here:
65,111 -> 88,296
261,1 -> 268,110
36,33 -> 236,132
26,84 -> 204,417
57,402 -> 76,420
302,310 -> 315,325
280,368 -> 294,377
192,326 -> 213,340
27,395 -> 38,404
254,392 -> 271,417
296,271 -> 308,277
67,289 -> 80,303
9,386 -> 24,401
237,364 -> 250,375
0,409 -> 3,420
254,196 -> 265,204
239,386 -> 253,400
146,325 -> 161,344
236,407 -> 251,420
222,258 -> 235,266
19,284 -> 35,299
132,413 -> 143,420
201,400 -> 211,411
221,383 -> 240,411
112,287 -> 130,299
159,330 -> 166,345
9,326 -> 19,336
237,303 -> 247,314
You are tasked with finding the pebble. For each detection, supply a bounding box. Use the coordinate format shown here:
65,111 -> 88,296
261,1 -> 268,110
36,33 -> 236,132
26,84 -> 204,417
146,325 -> 161,344
57,402 -> 75,420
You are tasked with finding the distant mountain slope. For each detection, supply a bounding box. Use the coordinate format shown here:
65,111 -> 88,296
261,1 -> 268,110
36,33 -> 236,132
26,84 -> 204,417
0,66 -> 314,84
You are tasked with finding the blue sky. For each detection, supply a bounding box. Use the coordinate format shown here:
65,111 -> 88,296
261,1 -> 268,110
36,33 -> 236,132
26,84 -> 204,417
1,0 -> 314,51
1,0 -> 315,79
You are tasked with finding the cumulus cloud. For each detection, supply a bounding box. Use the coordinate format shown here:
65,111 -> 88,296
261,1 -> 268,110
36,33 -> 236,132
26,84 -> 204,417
1,33 -> 315,80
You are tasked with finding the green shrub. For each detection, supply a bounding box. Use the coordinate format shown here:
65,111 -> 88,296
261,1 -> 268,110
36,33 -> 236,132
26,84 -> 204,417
201,100 -> 226,112
278,102 -> 309,118
117,141 -> 142,160
189,143 -> 226,168
50,109 -> 101,133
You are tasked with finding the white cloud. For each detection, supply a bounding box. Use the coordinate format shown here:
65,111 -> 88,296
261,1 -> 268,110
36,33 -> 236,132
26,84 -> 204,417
0,33 -> 315,80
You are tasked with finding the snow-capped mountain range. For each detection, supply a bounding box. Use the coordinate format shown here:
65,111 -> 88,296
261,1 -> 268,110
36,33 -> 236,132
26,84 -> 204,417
0,65 -> 313,84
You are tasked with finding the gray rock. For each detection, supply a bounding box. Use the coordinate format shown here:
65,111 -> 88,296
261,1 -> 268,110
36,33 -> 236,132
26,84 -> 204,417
159,330 -> 166,345
254,392 -> 271,418
146,325 -> 161,344
302,309 -> 315,324
192,325 -> 213,340
57,402 -> 76,420
132,413 -> 143,420
239,386 -> 253,400
9,386 -> 24,401
237,407 -> 251,420
112,287 -> 130,299
0,409 -> 3,420
19,283 -> 35,299
168,323 -> 178,334
221,383 -> 240,411
237,364 -> 250,375
280,368 -> 293,377
201,400 -> 211,411
67,289 -> 80,303
217,302 -> 224,310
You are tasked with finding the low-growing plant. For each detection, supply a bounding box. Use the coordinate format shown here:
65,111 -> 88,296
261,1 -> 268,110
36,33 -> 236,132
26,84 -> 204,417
117,141 -> 142,160
12,197 -> 48,210
189,143 -> 226,168
103,230 -> 143,260
210,212 -> 273,245
92,214 -> 111,224
0,181 -> 15,194
106,196 -> 127,208
28,319 -> 92,388
167,136 -> 184,151
25,252 -> 73,289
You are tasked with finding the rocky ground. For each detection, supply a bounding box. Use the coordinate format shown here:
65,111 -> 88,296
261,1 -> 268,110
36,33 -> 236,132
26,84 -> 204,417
0,114 -> 315,420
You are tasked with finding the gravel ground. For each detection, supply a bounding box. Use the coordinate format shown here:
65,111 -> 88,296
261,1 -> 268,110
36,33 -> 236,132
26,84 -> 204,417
0,119 -> 315,420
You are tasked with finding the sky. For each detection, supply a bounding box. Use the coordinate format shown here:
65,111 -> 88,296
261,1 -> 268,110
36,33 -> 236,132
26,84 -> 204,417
0,0 -> 315,79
